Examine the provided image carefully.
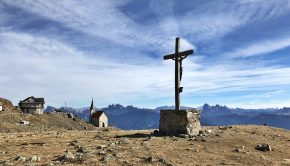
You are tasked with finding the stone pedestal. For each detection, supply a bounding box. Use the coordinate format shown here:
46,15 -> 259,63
159,109 -> 201,135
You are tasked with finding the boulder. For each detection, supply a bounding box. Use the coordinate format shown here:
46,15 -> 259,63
98,151 -> 106,155
30,155 -> 41,162
19,120 -> 29,125
145,156 -> 155,163
233,148 -> 241,152
15,156 -> 26,162
76,147 -> 87,153
100,154 -> 115,162
64,150 -> 75,159
97,145 -> 106,149
255,144 -> 271,152
67,113 -> 74,118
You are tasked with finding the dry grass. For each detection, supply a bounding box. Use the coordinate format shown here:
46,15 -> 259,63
0,114 -> 95,133
0,125 -> 289,165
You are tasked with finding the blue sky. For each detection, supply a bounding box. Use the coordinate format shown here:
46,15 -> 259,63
1,0 -> 290,109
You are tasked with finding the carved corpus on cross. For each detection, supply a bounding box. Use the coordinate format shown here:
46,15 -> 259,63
163,37 -> 194,111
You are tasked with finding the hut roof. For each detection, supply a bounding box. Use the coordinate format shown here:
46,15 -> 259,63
91,111 -> 106,118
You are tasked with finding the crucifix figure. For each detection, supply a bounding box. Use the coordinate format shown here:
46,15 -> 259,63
163,37 -> 194,111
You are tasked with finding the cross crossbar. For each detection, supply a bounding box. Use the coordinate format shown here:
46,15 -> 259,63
163,50 -> 194,60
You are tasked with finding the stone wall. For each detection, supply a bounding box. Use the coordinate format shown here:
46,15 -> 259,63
159,109 -> 201,135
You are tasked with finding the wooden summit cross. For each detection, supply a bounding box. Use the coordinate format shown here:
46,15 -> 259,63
163,37 -> 194,111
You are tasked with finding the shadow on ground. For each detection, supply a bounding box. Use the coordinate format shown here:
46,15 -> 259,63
115,133 -> 155,138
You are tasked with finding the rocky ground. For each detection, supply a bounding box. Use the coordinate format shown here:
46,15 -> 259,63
0,125 -> 289,166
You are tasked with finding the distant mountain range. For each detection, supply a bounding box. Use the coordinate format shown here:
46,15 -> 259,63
44,104 -> 290,130
201,104 -> 290,129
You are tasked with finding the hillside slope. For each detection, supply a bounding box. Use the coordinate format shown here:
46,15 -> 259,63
0,113 -> 96,133
0,98 -> 20,113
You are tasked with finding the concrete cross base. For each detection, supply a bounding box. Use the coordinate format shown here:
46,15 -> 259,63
159,109 -> 201,136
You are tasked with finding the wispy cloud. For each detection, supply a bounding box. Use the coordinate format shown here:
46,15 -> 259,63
4,0 -> 289,52
4,31 -> 290,107
0,31 -> 176,107
224,37 -> 290,58
179,0 -> 290,42
182,64 -> 290,94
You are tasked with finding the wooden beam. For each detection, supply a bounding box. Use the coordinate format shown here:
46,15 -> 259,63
175,37 -> 180,110
163,49 -> 194,60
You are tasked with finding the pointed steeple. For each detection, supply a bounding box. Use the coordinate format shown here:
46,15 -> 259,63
90,98 -> 94,112
89,98 -> 94,123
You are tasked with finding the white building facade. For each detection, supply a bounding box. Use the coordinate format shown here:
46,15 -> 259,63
19,96 -> 45,114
